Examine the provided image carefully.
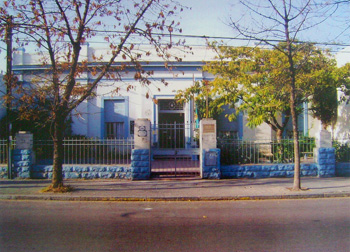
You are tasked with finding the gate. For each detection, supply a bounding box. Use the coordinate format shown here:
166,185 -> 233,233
151,122 -> 200,177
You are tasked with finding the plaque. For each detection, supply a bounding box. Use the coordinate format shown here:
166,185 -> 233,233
203,124 -> 215,133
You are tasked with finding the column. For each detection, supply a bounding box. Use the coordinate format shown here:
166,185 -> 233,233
315,127 -> 335,177
200,118 -> 221,179
13,131 -> 33,179
131,118 -> 151,180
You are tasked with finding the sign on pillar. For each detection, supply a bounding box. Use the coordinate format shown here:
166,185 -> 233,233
200,119 -> 221,179
134,118 -> 151,149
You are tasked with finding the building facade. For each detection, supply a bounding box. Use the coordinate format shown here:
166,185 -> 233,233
5,44 -> 350,141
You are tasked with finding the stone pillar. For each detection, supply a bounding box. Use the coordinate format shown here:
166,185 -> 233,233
200,119 -> 221,179
13,131 -> 33,178
131,119 -> 151,180
315,129 -> 335,177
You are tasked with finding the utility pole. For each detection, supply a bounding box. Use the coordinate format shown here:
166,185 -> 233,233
204,80 -> 209,118
5,15 -> 13,179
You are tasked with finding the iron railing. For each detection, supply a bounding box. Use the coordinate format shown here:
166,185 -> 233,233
151,122 -> 199,149
218,137 -> 316,165
0,139 -> 8,165
2,136 -> 349,166
34,137 -> 134,165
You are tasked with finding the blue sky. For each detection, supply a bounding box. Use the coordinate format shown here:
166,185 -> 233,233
1,0 -> 349,73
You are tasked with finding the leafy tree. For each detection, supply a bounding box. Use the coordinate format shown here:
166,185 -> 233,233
228,0 -> 336,190
175,80 -> 222,121
204,43 -> 341,140
0,0 -> 185,189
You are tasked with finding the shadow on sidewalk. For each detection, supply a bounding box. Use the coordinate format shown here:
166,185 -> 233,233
0,180 -> 50,189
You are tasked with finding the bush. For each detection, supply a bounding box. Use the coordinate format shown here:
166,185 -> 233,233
333,141 -> 350,162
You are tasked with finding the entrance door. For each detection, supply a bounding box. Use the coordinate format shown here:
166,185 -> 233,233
151,120 -> 200,178
158,113 -> 184,149
151,99 -> 200,177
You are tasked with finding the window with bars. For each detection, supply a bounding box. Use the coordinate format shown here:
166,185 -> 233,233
159,99 -> 183,111
106,122 -> 125,139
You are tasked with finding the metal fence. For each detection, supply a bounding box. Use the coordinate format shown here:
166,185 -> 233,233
218,137 -> 316,165
2,136 -> 349,167
34,137 -> 134,165
0,139 -> 8,165
333,139 -> 350,162
151,122 -> 199,149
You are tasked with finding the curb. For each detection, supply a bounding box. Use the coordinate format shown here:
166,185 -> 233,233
1,193 -> 350,202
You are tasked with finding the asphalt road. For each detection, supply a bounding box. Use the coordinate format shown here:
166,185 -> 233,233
0,198 -> 349,252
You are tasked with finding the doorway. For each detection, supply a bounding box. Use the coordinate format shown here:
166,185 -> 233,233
158,113 -> 184,149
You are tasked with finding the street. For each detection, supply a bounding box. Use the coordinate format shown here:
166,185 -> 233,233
0,198 -> 349,252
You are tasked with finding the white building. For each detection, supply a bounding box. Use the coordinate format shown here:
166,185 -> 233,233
334,47 -> 350,141
7,44 -> 350,141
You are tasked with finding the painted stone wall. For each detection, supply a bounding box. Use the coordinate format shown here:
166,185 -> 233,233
31,165 -> 132,179
0,165 -> 7,178
221,163 -> 319,179
317,148 -> 336,177
130,149 -> 150,180
201,149 -> 221,179
336,162 -> 350,177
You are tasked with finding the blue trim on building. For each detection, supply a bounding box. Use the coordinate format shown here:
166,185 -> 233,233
100,96 -> 129,138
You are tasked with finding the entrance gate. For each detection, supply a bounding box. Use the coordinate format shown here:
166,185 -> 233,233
151,122 -> 200,177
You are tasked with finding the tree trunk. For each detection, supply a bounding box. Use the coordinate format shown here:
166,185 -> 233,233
52,118 -> 64,188
290,89 -> 301,190
276,128 -> 284,162
276,129 -> 283,141
284,14 -> 301,191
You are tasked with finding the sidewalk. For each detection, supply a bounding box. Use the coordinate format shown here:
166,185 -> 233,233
0,177 -> 349,201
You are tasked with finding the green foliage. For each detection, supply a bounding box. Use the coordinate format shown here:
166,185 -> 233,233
310,85 -> 337,129
272,137 -> 315,163
333,141 -> 350,162
175,80 -> 223,120
218,139 -> 260,165
203,42 -> 343,137
218,137 -> 315,165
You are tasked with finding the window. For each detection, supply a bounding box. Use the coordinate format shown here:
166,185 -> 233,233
159,99 -> 183,111
106,122 -> 124,139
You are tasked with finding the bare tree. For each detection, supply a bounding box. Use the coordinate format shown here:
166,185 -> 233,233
228,0 -> 332,190
0,0 -> 185,190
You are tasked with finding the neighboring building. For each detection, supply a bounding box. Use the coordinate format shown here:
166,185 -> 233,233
10,44 -> 349,141
334,47 -> 350,141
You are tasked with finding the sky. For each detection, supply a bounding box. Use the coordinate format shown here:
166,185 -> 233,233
1,0 -> 349,73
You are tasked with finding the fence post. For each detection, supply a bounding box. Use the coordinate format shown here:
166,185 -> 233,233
12,131 -> 33,179
7,135 -> 12,179
314,128 -> 335,177
130,118 -> 151,180
200,118 -> 221,179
